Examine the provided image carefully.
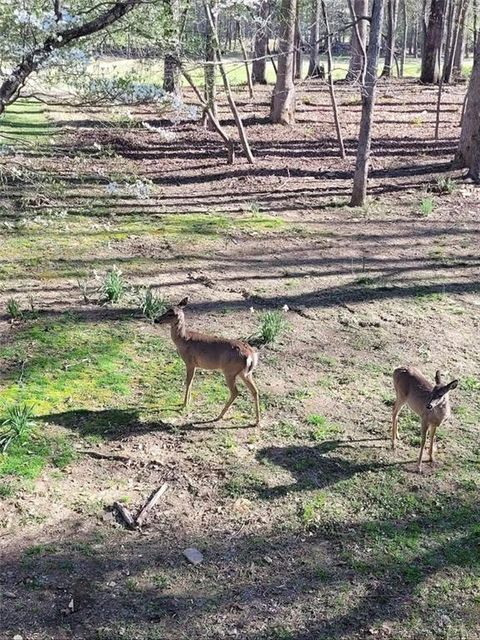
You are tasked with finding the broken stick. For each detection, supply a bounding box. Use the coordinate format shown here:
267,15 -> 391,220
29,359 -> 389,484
136,483 -> 169,527
113,501 -> 136,529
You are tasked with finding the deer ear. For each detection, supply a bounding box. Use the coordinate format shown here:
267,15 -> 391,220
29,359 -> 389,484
178,297 -> 189,308
435,370 -> 443,385
447,379 -> 458,390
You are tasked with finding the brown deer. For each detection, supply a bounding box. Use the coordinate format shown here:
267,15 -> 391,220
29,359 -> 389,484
392,367 -> 458,472
155,297 -> 260,425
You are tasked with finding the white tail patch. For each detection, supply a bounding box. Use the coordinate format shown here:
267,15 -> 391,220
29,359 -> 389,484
246,350 -> 259,374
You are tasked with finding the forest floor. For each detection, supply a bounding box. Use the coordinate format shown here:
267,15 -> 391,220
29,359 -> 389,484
0,79 -> 479,640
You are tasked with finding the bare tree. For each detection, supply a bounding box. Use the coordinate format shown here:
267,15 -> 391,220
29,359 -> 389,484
444,0 -> 470,82
163,0 -> 183,97
399,0 -> 408,76
308,0 -> 323,77
321,0 -> 345,158
237,20 -> 254,99
252,0 -> 269,84
351,0 -> 385,206
346,0 -> 368,83
382,0 -> 400,77
452,0 -> 469,78
294,4 -> 302,80
420,0 -> 447,83
204,2 -> 218,130
270,0 -> 297,124
204,2 -> 255,163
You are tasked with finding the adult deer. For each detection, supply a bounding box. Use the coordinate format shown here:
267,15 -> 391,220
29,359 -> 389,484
392,367 -> 458,472
155,297 -> 260,425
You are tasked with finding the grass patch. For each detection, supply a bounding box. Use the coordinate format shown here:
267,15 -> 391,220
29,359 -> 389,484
0,433 -> 76,479
307,414 -> 341,441
250,309 -> 288,346
0,99 -> 53,145
419,197 -> 435,216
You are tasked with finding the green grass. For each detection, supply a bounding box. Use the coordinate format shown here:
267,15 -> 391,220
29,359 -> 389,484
0,99 -> 53,145
307,414 -> 341,441
0,213 -> 285,282
90,55 -> 472,89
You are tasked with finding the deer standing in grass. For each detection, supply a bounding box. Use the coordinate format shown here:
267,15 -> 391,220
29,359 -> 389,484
155,297 -> 260,425
392,367 -> 458,472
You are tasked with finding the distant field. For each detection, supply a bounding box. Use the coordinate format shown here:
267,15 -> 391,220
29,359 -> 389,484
89,55 -> 474,88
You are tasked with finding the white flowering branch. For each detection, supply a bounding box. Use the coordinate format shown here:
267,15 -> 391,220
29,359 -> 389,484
0,0 -> 148,115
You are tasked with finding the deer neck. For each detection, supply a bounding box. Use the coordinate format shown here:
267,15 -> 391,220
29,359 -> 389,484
170,313 -> 188,347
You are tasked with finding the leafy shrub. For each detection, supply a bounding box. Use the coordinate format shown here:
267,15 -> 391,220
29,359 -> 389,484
101,266 -> 125,303
0,403 -> 36,453
253,310 -> 288,346
139,287 -> 167,322
434,176 -> 456,194
6,298 -> 23,320
420,197 -> 434,216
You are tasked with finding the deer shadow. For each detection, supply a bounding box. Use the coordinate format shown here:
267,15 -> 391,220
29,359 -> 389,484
255,438 -> 398,498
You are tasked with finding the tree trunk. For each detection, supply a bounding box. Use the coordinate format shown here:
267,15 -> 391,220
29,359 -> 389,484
474,0 -> 478,52
420,0 -> 447,83
204,2 -> 255,163
308,0 -> 323,77
453,31 -> 480,179
442,0 -> 456,83
163,0 -> 182,96
182,66 -> 235,164
321,0 -> 345,158
252,0 -> 269,84
400,0 -> 408,76
0,0 -> 145,115
270,0 -> 297,124
204,3 -> 218,130
294,5 -> 302,80
452,0 -> 470,80
346,0 -> 368,83
351,0 -> 385,207
382,0 -> 399,77
237,21 -> 254,98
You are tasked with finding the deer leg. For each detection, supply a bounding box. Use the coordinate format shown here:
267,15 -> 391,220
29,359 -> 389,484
428,424 -> 438,463
417,419 -> 429,473
240,372 -> 260,426
391,398 -> 405,450
214,373 -> 239,421
182,364 -> 196,408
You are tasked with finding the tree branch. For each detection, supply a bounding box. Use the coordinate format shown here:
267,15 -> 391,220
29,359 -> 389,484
0,0 -> 147,114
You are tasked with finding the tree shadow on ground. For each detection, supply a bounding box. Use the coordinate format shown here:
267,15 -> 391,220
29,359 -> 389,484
0,493 -> 478,639
255,439 -> 397,498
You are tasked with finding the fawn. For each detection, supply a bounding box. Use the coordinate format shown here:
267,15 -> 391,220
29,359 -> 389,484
155,297 -> 260,425
392,367 -> 458,472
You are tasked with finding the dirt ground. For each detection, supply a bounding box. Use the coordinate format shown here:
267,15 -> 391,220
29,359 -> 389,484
0,79 -> 479,640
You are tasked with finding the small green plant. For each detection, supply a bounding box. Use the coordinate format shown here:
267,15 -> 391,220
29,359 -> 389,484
139,287 -> 166,322
0,482 -> 14,497
0,403 -> 36,452
125,577 -> 141,592
410,114 -> 424,126
152,574 -> 170,589
434,176 -> 456,194
101,266 -> 125,303
462,376 -> 480,391
252,310 -> 288,346
302,492 -> 327,528
6,298 -> 23,320
307,414 -> 340,441
247,201 -> 262,215
420,197 -> 434,216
